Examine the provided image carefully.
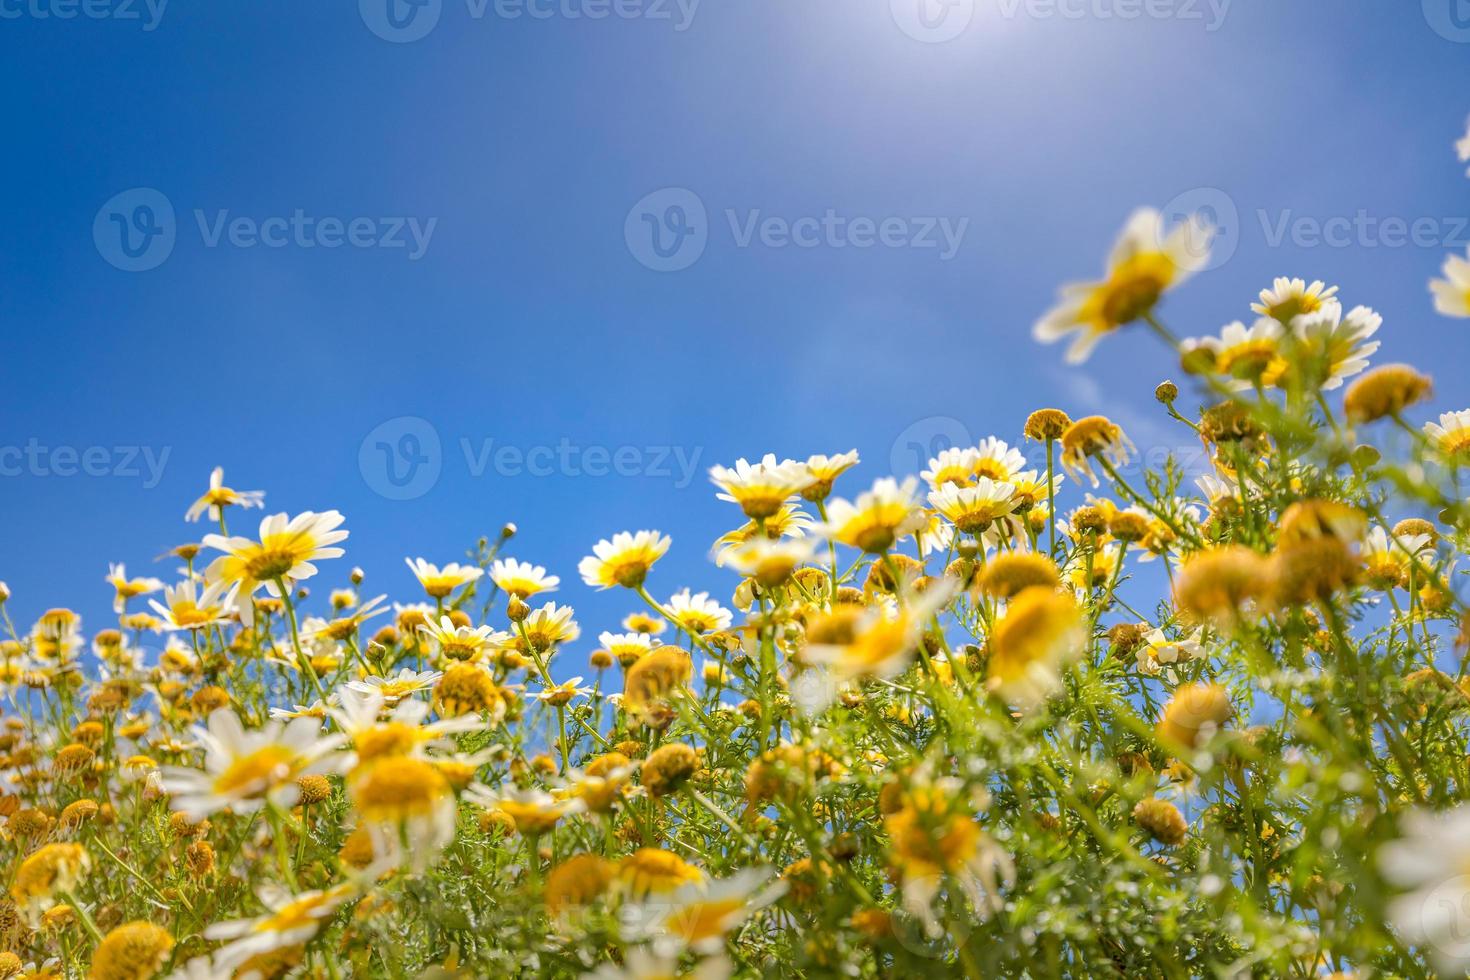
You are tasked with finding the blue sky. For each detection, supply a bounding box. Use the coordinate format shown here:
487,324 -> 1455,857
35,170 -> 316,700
2,0 -> 1469,651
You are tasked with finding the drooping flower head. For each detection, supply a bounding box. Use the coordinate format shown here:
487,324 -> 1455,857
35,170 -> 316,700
185,466 -> 265,524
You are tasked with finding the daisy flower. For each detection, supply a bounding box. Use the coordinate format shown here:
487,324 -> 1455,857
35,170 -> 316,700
201,511 -> 349,625
928,478 -> 1017,535
346,667 -> 442,705
520,602 -> 581,651
799,450 -> 860,501
105,563 -> 164,614
488,557 -> 560,598
1381,804 -> 1470,973
920,447 -> 980,490
148,579 -> 235,632
1059,417 -> 1135,488
1183,318 -> 1286,389
1008,469 -> 1065,512
538,676 -> 594,707
205,883 -> 357,972
717,537 -> 817,587
709,454 -> 814,520
348,754 -> 459,869
1431,249 -> 1470,319
631,867 -> 786,953
329,687 -> 479,763
418,616 -> 511,664
184,466 -> 265,524
1134,626 -> 1206,678
665,590 -> 732,634
1425,409 -> 1470,460
1291,305 -> 1382,390
621,612 -> 666,636
1250,277 -> 1340,325
970,437 -> 1027,482
469,786 -> 584,836
10,843 -> 91,927
597,631 -> 655,668
986,587 -> 1085,709
404,558 -> 483,600
814,477 -> 927,554
160,709 -> 346,821
1033,207 -> 1213,363
802,584 -> 955,685
579,531 -> 672,590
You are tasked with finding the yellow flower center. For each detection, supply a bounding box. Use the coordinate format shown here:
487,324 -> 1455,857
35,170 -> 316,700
213,745 -> 298,796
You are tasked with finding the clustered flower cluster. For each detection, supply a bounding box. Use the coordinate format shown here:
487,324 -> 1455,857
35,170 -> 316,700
7,161 -> 1470,979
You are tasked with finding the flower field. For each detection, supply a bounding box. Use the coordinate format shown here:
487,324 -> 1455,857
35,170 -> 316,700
6,210 -> 1470,978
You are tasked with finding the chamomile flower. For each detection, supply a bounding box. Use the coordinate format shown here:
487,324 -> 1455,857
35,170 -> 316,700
404,558 -> 483,600
709,455 -> 814,520
665,590 -> 732,634
148,579 -> 235,632
184,466 -> 265,524
105,564 -> 164,614
1291,305 -> 1382,390
520,602 -> 581,651
1034,207 -> 1213,363
346,668 -> 442,705
801,584 -> 955,685
1135,627 -> 1206,677
970,437 -> 1027,482
488,558 -> 560,599
470,786 -> 584,836
1251,277 -> 1340,325
1381,804 -> 1470,973
348,754 -> 458,868
330,687 -> 479,763
538,677 -> 594,706
928,479 -> 1017,536
884,780 -> 1013,934
1059,417 -> 1135,488
160,709 -> 345,821
814,478 -> 927,554
418,616 -> 511,664
598,631 -> 655,669
1431,249 -> 1470,319
921,447 -> 981,490
579,531 -> 672,590
717,537 -> 816,587
799,450 -> 860,501
205,884 -> 357,972
201,511 -> 349,625
1184,319 -> 1286,388
1425,410 -> 1470,460
632,867 -> 786,953
986,587 -> 1085,709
